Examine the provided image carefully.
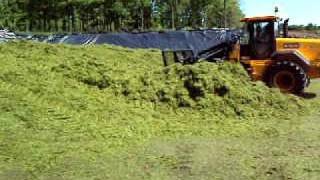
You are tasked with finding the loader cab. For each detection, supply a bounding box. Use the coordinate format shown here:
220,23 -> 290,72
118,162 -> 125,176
240,16 -> 278,60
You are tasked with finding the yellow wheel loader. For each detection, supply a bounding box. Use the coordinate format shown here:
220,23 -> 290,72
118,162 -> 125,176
163,16 -> 320,94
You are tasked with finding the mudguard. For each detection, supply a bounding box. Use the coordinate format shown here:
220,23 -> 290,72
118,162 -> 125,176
271,50 -> 311,72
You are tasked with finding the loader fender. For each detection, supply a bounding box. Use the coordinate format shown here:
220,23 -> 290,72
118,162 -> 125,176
271,50 -> 311,72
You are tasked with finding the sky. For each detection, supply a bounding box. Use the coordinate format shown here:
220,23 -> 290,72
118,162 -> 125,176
240,0 -> 320,25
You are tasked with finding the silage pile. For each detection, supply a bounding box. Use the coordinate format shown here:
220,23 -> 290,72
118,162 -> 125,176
0,41 -> 307,120
0,41 -> 310,178
52,47 -> 306,119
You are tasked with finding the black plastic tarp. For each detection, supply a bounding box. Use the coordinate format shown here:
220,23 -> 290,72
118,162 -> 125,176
58,30 -> 235,55
10,29 -> 239,55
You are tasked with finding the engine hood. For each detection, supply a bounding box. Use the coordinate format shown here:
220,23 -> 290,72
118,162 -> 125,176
276,38 -> 320,61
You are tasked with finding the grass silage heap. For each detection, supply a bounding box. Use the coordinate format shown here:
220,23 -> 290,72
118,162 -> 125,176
0,41 -> 312,178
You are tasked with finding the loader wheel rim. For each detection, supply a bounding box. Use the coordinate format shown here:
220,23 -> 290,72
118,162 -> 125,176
273,71 -> 296,92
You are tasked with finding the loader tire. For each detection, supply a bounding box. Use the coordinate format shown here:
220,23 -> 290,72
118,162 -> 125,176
266,61 -> 308,94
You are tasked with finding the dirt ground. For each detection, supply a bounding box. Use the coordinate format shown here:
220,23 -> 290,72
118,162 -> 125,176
289,31 -> 320,39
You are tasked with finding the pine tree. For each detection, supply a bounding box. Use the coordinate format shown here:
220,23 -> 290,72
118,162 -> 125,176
0,0 -> 244,32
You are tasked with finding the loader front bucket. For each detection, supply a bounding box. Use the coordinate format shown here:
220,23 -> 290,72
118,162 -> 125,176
162,49 -> 195,66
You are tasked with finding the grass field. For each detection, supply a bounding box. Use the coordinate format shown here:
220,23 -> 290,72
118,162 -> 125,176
0,41 -> 319,180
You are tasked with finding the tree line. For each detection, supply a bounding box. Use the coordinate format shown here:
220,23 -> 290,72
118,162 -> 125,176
0,0 -> 243,33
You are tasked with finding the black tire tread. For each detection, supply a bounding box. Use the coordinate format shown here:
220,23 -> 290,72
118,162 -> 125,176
266,61 -> 308,93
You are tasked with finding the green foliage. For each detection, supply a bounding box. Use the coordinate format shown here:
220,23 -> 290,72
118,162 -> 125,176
0,41 -> 315,179
0,0 -> 243,32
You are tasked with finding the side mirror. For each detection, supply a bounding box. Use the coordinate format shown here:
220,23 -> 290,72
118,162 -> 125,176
283,18 -> 289,38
